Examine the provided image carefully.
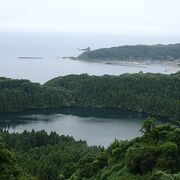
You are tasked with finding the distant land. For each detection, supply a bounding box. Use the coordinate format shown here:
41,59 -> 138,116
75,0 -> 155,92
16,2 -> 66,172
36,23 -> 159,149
18,57 -> 44,60
76,43 -> 180,65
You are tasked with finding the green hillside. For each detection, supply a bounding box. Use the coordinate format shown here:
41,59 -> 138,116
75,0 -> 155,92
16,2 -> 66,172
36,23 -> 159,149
77,44 -> 180,62
45,73 -> 180,119
0,73 -> 179,119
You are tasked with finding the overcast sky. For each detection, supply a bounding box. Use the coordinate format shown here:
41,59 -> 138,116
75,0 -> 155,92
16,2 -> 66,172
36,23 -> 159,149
0,0 -> 180,35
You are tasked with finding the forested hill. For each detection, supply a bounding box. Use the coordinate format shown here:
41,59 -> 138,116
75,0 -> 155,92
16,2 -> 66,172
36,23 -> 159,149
0,77 -> 73,112
0,73 -> 179,119
45,73 -> 180,119
77,43 -> 180,62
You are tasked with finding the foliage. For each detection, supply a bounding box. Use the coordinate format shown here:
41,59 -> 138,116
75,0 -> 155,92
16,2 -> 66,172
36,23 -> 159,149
0,137 -> 25,180
45,73 -> 180,119
0,78 -> 73,112
0,73 -> 180,120
1,119 -> 180,179
80,118 -> 180,179
0,130 -> 102,180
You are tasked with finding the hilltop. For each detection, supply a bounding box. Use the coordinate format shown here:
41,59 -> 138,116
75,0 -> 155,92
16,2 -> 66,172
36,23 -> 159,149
77,44 -> 180,63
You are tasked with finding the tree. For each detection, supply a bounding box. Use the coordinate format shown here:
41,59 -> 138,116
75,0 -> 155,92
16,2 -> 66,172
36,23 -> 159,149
141,117 -> 156,135
0,137 -> 23,179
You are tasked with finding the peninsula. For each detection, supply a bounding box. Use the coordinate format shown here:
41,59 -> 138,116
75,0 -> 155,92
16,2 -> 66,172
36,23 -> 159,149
77,43 -> 180,65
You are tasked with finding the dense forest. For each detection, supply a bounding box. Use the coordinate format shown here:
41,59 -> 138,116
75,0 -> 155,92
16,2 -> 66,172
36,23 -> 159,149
45,73 -> 180,120
0,73 -> 180,119
0,77 -> 73,112
1,118 -> 180,179
77,43 -> 180,62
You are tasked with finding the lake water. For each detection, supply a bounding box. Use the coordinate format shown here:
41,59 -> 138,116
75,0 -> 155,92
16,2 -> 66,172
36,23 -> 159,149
0,108 -> 147,147
0,32 -> 179,84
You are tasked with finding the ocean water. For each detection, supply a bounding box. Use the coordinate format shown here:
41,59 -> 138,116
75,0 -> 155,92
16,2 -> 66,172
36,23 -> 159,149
0,32 -> 179,84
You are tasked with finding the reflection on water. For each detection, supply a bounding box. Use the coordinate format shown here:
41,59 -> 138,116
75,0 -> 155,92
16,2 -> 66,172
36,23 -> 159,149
0,108 -> 147,147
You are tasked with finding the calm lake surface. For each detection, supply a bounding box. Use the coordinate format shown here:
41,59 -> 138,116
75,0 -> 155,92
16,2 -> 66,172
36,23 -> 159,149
0,32 -> 179,84
0,108 -> 147,147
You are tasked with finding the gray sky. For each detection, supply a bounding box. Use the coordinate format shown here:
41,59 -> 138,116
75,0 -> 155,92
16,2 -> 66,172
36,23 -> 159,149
0,0 -> 180,35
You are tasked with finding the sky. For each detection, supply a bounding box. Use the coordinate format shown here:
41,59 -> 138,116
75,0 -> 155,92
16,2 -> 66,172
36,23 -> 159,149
0,0 -> 180,35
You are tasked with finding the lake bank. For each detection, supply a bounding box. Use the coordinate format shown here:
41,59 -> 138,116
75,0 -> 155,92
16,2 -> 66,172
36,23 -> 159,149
0,108 -> 147,147
0,107 -> 173,147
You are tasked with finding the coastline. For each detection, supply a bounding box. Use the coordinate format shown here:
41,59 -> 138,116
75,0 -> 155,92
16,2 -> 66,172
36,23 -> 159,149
63,56 -> 180,70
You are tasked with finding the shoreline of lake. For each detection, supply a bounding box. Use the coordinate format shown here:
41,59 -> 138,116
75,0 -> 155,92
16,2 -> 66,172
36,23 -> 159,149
0,107 -> 147,146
